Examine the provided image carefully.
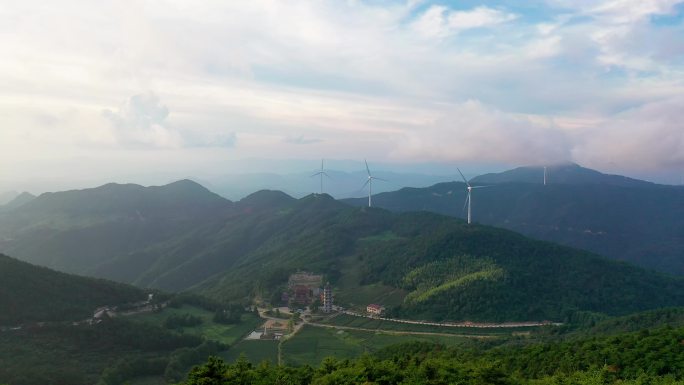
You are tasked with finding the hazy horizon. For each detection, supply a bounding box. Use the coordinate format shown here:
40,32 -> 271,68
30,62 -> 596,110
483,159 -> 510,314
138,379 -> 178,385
2,158 -> 683,203
2,1 -> 683,194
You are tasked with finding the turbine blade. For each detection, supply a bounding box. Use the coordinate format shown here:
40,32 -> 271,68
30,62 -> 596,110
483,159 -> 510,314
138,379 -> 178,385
323,172 -> 331,178
462,194 -> 469,213
373,177 -> 388,182
361,179 -> 370,189
470,185 -> 491,189
457,168 -> 470,187
365,159 -> 371,176
311,172 -> 322,177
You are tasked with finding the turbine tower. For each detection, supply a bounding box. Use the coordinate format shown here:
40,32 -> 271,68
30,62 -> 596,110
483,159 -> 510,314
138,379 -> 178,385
311,159 -> 330,194
362,160 -> 386,207
543,166 -> 547,186
457,168 -> 489,224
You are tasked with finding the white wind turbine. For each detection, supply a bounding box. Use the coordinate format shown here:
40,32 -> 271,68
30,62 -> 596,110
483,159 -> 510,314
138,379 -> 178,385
311,159 -> 330,194
362,160 -> 386,207
458,168 -> 490,225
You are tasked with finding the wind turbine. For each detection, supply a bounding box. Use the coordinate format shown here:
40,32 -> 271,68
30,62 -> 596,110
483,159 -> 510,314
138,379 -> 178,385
311,159 -> 330,194
457,168 -> 489,225
362,160 -> 386,207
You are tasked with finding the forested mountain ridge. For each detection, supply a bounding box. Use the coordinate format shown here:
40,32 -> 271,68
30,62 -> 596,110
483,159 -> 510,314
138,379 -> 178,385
343,165 -> 684,275
192,196 -> 684,322
0,253 -> 146,325
3,180 -> 684,322
0,180 -> 234,274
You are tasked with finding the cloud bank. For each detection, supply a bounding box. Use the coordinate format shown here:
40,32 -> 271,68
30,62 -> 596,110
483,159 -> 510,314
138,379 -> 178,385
0,0 -> 683,186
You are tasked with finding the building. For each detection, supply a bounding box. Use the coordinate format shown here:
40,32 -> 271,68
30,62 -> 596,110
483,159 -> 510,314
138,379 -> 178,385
322,282 -> 333,313
287,271 -> 324,306
293,285 -> 312,305
288,271 -> 323,289
366,304 -> 385,316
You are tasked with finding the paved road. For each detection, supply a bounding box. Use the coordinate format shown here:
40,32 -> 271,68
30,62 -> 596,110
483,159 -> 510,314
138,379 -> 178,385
306,321 -> 496,339
340,310 -> 562,328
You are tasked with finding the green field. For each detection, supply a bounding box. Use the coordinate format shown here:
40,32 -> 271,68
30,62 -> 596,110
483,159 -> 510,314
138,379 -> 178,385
281,324 -> 468,366
221,340 -> 279,365
322,313 -> 536,335
129,305 -> 263,344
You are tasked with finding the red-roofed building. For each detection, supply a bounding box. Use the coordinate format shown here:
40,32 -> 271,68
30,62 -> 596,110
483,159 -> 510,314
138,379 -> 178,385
366,304 -> 385,316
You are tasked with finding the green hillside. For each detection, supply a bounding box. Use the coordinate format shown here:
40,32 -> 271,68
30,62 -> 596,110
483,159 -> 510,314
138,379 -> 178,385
195,197 -> 684,322
0,254 -> 145,325
0,254 -> 256,385
342,166 -> 684,275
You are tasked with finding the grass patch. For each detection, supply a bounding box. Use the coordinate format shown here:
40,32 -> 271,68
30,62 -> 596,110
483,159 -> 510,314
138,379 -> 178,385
281,326 -> 363,366
358,231 -> 403,242
221,340 -> 279,365
129,305 -> 262,344
281,325 -> 468,366
335,284 -> 407,309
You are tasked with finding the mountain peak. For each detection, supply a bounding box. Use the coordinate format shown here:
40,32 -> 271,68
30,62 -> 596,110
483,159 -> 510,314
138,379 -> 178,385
296,193 -> 348,211
238,190 -> 296,211
15,180 -> 230,217
471,163 -> 654,188
1,192 -> 36,211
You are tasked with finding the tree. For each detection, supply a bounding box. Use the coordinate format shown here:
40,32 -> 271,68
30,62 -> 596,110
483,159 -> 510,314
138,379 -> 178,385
184,356 -> 227,385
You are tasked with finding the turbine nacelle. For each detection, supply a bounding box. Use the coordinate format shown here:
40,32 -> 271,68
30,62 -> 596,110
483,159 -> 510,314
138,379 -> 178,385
310,159 -> 330,194
362,159 -> 387,207
457,167 -> 491,225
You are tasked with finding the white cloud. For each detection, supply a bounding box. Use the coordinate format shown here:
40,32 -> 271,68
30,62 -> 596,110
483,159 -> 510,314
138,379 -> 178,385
573,96 -> 684,170
447,6 -> 518,30
102,92 -> 182,148
0,0 -> 683,187
392,100 -> 572,165
412,5 -> 517,38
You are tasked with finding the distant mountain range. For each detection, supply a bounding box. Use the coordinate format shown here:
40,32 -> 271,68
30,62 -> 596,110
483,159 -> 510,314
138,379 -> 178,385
343,163 -> 684,275
197,170 -> 456,200
2,177 -> 684,322
471,163 -> 657,187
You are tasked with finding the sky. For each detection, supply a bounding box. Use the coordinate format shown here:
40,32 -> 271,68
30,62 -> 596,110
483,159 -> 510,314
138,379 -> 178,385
1,0 -> 684,192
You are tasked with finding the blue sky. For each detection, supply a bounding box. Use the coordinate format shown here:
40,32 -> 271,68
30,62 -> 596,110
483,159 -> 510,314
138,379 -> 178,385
0,0 -> 683,191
